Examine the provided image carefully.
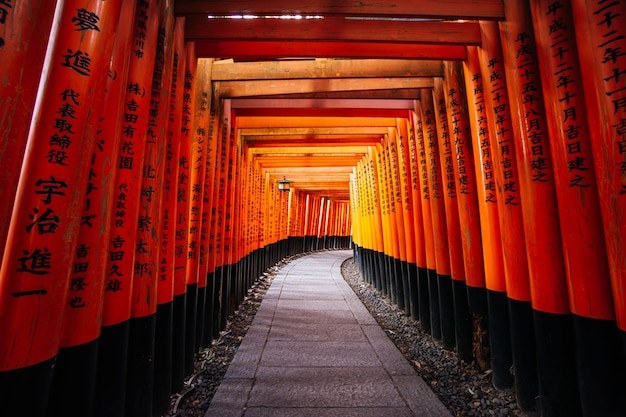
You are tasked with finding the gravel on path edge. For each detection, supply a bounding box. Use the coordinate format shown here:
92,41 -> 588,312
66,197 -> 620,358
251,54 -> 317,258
165,254 -> 528,417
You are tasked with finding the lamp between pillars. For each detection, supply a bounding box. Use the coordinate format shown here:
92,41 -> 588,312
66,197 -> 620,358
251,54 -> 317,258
278,177 -> 291,192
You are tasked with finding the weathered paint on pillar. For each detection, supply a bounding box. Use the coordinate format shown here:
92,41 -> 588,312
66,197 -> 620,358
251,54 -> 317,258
0,1 -> 122,414
531,1 -> 624,415
499,1 -> 579,414
464,45 -> 513,387
0,0 -> 58,261
571,0 -> 626,340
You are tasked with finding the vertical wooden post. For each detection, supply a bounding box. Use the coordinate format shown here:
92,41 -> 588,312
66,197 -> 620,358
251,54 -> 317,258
407,112 -> 428,322
414,103 -> 436,334
420,90 -> 450,342
183,58 -> 212,369
46,2 -> 128,417
0,2 -> 122,415
126,0 -> 175,414
387,131 -> 407,311
171,41 -> 196,393
530,2 -> 623,415
463,46 -> 513,386
499,1 -> 580,414
433,78 -> 473,359
478,19 -> 537,399
571,0 -> 626,374
0,0 -> 58,261
153,15 -> 186,415
95,2 -> 160,416
442,61 -> 488,364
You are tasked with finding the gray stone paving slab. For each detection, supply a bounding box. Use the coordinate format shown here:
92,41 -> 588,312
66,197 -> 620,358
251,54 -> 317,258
205,250 -> 452,417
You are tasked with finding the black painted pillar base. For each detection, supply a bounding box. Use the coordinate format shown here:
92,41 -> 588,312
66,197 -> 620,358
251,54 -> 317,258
467,286 -> 489,371
533,310 -> 581,417
171,292 -> 186,393
573,314 -> 626,417
408,262 -> 419,320
195,284 -> 207,351
212,266 -> 223,339
507,298 -> 538,413
203,271 -> 215,347
486,290 -> 514,391
0,357 -> 55,417
184,283 -> 198,374
94,321 -> 129,417
46,339 -> 98,417
153,301 -> 173,416
452,279 -> 473,362
428,268 -> 441,341
438,273 -> 455,350
418,266 -> 431,333
125,313 -> 156,417
401,260 -> 411,315
394,257 -> 405,311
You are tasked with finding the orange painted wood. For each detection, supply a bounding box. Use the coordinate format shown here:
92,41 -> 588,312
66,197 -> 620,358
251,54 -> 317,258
0,0 -> 123,369
0,0 -> 57,261
186,17 -> 481,45
407,112 -> 427,270
175,0 -> 505,20
433,79 -> 465,282
185,59 -> 213,285
571,0 -> 626,329
196,40 -> 467,60
60,0 -> 133,348
387,131 -> 407,262
397,118 -> 417,264
421,89 -> 451,276
530,1 -> 615,320
463,46 -> 506,293
101,0 -> 161,327
158,17 -> 187,306
415,101 -> 437,272
174,43 -> 197,297
132,0 -> 176,318
477,21 -> 531,303
442,61 -> 486,290
498,1 -> 569,314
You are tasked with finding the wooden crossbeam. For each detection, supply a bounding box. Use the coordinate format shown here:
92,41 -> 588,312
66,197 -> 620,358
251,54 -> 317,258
214,59 -> 443,81
175,0 -> 505,20
197,41 -> 466,60
186,17 -> 481,45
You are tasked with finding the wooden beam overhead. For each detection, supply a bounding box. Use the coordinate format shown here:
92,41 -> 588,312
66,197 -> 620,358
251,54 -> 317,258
196,41 -> 467,60
214,59 -> 443,81
253,89 -> 424,100
232,98 -> 415,110
218,77 -> 435,98
237,116 -> 398,128
175,0 -> 505,20
186,17 -> 481,45
239,127 -> 389,136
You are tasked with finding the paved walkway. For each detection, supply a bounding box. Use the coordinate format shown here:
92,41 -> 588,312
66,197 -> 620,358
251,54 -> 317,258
205,250 -> 452,417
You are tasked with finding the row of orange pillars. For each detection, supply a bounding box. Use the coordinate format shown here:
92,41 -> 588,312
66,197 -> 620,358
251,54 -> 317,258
0,1 -> 352,416
2,2 -> 626,417
349,3 -> 626,417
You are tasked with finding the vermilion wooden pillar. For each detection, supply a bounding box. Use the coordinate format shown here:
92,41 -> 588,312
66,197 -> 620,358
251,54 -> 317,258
420,89 -> 450,342
433,78 -> 473,360
463,46 -> 513,389
499,1 -> 579,414
46,2 -> 129,417
397,118 -> 419,319
442,61 -> 488,365
407,111 -> 428,323
530,2 -> 624,415
153,15 -> 186,416
387,132 -> 407,311
423,87 -> 456,349
95,2 -> 160,416
171,41 -> 196,393
0,1 -> 122,416
126,0 -> 175,414
184,58 -> 212,370
571,0 -> 626,374
477,19 -> 537,401
0,1 -> 57,262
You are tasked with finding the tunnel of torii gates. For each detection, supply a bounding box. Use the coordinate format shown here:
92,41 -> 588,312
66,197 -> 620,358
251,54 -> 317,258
1,1 -> 626,417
